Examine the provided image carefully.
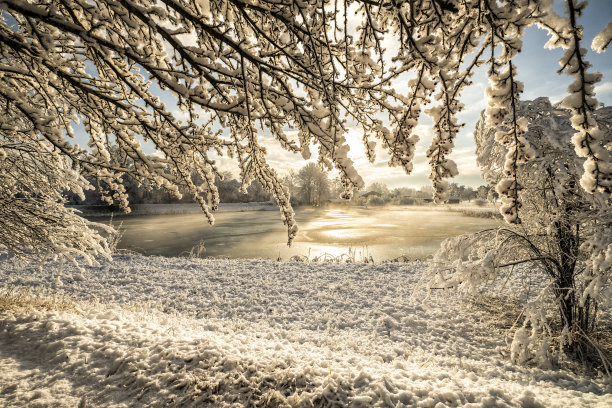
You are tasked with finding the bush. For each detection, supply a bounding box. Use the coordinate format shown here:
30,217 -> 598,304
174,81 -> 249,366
423,99 -> 612,370
399,197 -> 417,205
367,196 -> 386,206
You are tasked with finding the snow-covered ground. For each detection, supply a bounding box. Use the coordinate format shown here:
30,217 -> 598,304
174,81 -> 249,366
0,255 -> 610,407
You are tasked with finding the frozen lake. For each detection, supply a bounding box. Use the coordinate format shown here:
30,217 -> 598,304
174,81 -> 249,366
97,206 -> 500,261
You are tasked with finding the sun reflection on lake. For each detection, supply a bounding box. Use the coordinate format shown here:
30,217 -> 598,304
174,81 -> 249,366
320,228 -> 359,239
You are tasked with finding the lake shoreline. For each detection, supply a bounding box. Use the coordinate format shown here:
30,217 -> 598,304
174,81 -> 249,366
71,201 -> 501,219
69,202 -> 281,217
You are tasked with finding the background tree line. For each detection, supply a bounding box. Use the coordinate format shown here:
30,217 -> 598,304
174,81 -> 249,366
67,171 -> 271,207
68,161 -> 495,208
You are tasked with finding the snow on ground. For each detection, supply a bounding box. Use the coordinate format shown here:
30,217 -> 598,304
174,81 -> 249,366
0,255 -> 610,407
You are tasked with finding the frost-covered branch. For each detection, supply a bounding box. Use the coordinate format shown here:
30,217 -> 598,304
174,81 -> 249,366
558,0 -> 612,194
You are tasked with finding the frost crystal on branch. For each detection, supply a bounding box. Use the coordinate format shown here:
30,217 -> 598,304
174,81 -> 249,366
591,22 -> 612,53
557,0 -> 612,194
486,63 -> 534,223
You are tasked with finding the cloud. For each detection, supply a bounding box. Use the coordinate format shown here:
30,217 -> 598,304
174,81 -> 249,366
170,108 -> 191,123
595,81 -> 612,104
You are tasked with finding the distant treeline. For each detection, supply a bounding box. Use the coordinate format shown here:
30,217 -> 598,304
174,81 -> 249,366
66,171 -> 271,207
67,163 -> 496,208
282,163 -> 497,206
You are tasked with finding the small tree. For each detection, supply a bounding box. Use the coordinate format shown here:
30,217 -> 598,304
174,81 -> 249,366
424,98 -> 611,367
476,185 -> 491,201
295,163 -> 330,206
367,182 -> 390,199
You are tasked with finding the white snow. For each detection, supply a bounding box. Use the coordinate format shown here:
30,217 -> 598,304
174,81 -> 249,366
592,22 -> 612,53
0,255 -> 610,407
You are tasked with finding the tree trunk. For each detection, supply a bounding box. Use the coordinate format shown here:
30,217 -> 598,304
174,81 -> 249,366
554,219 -> 579,331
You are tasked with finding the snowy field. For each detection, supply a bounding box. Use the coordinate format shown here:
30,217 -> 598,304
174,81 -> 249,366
0,255 -> 610,407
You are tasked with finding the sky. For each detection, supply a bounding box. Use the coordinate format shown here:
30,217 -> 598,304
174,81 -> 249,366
69,0 -> 611,191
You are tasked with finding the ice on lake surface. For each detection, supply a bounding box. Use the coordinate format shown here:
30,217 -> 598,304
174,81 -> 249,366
100,206 -> 500,261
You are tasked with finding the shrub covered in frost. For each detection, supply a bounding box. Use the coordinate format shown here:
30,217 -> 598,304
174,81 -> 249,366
424,98 -> 611,369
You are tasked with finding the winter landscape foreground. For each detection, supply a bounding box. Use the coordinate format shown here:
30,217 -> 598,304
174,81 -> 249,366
0,255 -> 610,407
